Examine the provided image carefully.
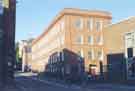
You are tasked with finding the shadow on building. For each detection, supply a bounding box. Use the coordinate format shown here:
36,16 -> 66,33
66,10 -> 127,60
37,49 -> 123,83
41,48 -> 85,83
106,53 -> 127,83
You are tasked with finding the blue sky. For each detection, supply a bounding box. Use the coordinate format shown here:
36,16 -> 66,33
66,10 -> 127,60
16,0 -> 135,41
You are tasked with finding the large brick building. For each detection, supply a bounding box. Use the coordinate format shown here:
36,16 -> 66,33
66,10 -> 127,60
31,8 -> 112,75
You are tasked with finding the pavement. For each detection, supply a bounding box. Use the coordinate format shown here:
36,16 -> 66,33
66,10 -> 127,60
2,72 -> 135,91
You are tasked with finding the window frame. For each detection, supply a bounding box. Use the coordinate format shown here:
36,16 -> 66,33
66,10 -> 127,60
97,49 -> 104,61
74,18 -> 83,30
96,21 -> 102,32
76,35 -> 83,44
87,18 -> 93,31
88,51 -> 92,60
88,35 -> 93,45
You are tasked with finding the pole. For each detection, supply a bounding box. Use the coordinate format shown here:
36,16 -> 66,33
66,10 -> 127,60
3,0 -> 16,85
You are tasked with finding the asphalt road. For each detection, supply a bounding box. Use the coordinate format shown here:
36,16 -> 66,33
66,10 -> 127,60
14,76 -> 135,91
15,76 -> 86,91
3,72 -> 135,91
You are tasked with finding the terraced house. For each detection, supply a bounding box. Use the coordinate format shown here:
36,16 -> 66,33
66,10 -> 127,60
31,8 -> 112,76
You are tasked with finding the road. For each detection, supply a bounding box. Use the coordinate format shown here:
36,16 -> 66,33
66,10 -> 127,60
15,76 -> 86,91
4,72 -> 135,91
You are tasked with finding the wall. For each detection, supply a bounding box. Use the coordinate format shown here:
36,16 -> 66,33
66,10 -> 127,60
104,17 -> 135,55
65,13 -> 111,74
31,16 -> 66,72
31,8 -> 112,73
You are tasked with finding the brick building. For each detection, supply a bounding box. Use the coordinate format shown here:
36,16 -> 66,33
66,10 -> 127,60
103,16 -> 135,81
31,8 -> 112,76
45,48 -> 85,81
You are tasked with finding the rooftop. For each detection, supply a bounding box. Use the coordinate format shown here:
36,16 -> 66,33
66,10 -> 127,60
32,8 -> 112,46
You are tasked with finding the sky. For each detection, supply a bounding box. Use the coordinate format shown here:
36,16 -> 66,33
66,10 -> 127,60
16,0 -> 135,41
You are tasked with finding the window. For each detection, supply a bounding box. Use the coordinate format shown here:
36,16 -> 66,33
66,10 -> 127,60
88,36 -> 93,45
97,36 -> 103,45
127,48 -> 133,58
61,52 -> 64,61
88,51 -> 92,59
88,49 -> 94,60
97,51 -> 102,59
81,49 -> 84,57
127,38 -> 133,48
50,56 -> 52,64
96,21 -> 102,31
53,56 -> 55,63
57,52 -> 60,61
87,18 -> 93,31
77,49 -> 84,58
97,49 -> 103,61
55,55 -> 57,63
76,35 -> 83,44
75,18 -> 83,30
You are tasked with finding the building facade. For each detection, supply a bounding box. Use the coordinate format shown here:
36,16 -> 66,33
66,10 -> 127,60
31,8 -> 112,75
45,49 -> 85,82
104,17 -> 135,55
18,39 -> 33,72
124,30 -> 135,80
103,16 -> 135,81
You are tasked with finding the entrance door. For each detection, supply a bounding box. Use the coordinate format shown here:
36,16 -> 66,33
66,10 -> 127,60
89,65 -> 97,76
